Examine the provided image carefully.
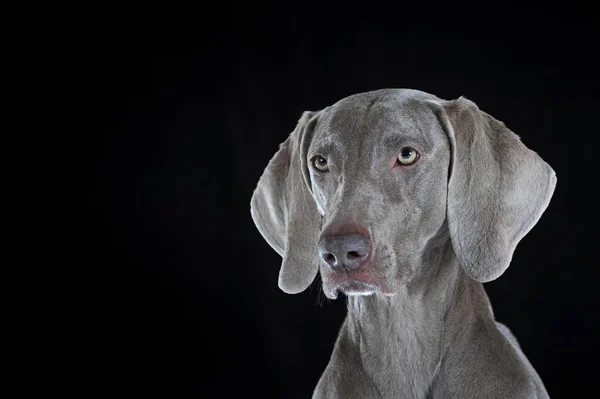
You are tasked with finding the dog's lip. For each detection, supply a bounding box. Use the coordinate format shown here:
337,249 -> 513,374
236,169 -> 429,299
326,267 -> 394,295
327,263 -> 377,283
337,279 -> 376,295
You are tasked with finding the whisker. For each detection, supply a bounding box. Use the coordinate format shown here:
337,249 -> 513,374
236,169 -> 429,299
313,272 -> 326,307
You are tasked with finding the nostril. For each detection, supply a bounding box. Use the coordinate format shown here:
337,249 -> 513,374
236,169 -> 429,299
324,253 -> 336,264
347,251 -> 363,259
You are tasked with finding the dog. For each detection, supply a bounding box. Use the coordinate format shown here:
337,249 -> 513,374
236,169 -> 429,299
251,89 -> 555,398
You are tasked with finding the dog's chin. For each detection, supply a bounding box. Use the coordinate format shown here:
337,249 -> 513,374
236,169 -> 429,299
337,280 -> 376,298
322,275 -> 396,300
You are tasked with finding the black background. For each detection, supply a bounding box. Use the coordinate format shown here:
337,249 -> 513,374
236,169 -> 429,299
93,4 -> 599,397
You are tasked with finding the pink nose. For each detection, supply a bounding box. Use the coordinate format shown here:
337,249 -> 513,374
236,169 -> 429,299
318,233 -> 371,273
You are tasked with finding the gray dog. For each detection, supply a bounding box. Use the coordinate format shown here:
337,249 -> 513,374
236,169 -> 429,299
250,89 -> 555,398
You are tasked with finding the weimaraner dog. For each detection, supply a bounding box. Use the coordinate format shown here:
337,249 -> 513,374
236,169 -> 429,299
250,89 -> 556,398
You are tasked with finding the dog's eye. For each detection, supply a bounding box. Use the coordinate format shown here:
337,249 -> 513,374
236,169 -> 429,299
313,156 -> 329,172
397,147 -> 419,165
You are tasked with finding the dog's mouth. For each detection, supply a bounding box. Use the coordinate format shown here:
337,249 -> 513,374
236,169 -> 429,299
337,279 -> 377,297
322,267 -> 395,299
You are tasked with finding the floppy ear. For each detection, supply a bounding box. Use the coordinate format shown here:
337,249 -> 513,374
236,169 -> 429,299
250,111 -> 322,294
431,97 -> 557,282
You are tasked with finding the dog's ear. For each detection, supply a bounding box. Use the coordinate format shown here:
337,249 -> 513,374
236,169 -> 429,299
430,97 -> 557,282
250,111 -> 322,294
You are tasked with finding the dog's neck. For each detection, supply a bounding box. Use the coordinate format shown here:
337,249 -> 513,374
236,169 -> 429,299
344,239 -> 492,398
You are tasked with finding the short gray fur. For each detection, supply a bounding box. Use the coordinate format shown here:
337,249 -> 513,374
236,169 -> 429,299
250,89 -> 556,398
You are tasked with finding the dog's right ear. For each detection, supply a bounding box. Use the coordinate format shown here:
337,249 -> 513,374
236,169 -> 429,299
250,111 -> 322,294
428,97 -> 557,283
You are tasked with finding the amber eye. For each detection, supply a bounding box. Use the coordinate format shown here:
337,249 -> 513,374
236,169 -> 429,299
313,156 -> 329,172
397,147 -> 419,165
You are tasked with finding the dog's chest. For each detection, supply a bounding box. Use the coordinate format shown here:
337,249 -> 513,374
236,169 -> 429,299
357,324 -> 440,398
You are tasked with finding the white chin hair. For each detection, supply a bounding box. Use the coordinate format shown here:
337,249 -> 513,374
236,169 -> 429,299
343,289 -> 376,296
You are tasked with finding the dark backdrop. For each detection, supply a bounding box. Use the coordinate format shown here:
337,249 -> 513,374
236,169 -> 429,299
93,4 -> 599,398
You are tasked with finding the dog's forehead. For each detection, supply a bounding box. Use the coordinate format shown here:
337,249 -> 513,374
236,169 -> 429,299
313,90 -> 440,150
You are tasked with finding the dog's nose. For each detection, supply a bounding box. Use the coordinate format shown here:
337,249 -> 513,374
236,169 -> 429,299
318,233 -> 371,273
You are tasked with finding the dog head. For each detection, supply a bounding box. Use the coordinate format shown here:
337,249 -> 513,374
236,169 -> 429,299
251,89 -> 556,299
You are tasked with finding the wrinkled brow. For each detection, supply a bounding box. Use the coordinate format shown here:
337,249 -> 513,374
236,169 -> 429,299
380,115 -> 438,150
309,133 -> 339,155
382,133 -> 431,151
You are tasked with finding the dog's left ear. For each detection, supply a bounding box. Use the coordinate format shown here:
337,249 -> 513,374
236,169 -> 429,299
428,97 -> 557,282
250,111 -> 322,294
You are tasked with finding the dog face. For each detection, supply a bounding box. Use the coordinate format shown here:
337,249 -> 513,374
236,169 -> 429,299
307,94 -> 451,298
251,89 -> 556,298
